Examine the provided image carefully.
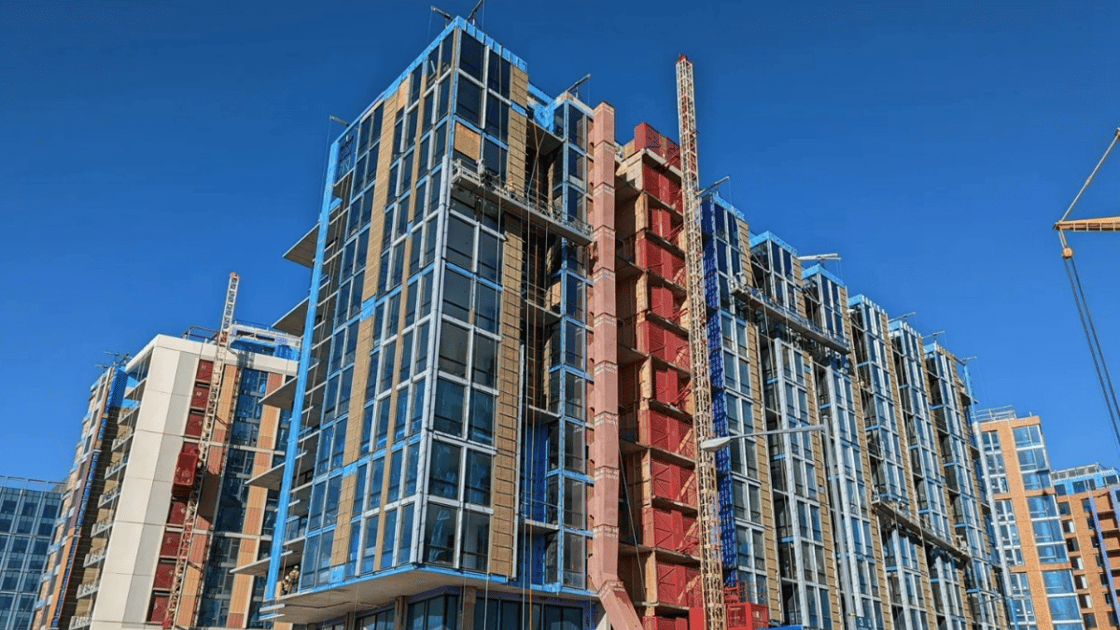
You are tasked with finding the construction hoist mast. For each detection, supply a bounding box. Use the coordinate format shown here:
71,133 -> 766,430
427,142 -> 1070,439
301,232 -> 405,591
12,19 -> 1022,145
1054,127 -> 1120,452
163,272 -> 240,630
676,54 -> 727,630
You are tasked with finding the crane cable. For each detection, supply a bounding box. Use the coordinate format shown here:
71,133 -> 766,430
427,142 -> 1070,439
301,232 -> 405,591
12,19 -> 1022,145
1062,255 -> 1120,451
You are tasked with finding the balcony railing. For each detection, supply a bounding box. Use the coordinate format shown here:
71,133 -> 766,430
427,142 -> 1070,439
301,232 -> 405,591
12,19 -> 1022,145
69,616 -> 91,629
83,550 -> 106,567
76,581 -> 99,598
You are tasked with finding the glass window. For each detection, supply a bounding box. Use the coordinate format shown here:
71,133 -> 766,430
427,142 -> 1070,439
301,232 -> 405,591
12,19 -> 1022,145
459,35 -> 484,80
429,441 -> 461,499
1013,425 -> 1043,448
477,231 -> 500,282
443,269 -> 472,322
446,216 -> 475,270
456,78 -> 482,127
434,378 -> 465,436
468,390 -> 494,445
486,49 -> 510,96
475,283 -> 499,333
465,451 -> 492,506
439,321 -> 469,378
425,504 -> 457,565
563,533 -> 586,588
472,335 -> 497,388
461,511 -> 489,571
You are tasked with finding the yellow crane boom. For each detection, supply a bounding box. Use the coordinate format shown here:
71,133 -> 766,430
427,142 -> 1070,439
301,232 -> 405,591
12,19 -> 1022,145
1053,127 -> 1120,452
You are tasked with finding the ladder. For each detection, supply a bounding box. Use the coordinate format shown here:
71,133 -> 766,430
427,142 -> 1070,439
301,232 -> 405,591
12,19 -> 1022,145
676,55 -> 727,630
163,272 -> 240,629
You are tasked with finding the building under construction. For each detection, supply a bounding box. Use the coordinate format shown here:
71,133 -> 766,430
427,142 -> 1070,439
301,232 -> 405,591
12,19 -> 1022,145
259,16 -> 1007,630
31,324 -> 299,630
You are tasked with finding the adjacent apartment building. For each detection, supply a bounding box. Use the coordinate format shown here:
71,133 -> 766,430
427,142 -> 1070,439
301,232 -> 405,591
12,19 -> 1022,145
1052,463 -> 1120,629
975,408 -> 1093,630
32,325 -> 299,630
259,16 -> 1006,630
0,477 -> 62,630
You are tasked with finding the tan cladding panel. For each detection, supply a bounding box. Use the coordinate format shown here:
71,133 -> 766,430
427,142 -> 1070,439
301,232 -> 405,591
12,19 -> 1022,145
362,85 -> 405,302
455,121 -> 482,162
490,217 -> 525,576
507,111 -> 528,196
510,66 -> 528,108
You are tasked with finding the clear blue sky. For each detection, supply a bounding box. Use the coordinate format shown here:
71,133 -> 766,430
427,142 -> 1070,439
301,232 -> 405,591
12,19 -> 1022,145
2,1 -> 1118,481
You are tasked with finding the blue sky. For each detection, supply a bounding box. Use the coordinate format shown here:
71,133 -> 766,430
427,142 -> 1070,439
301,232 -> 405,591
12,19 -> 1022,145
2,1 -> 1118,481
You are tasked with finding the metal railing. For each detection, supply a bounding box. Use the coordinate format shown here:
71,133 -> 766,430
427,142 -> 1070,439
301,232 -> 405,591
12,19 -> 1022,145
449,159 -> 593,240
727,275 -> 849,352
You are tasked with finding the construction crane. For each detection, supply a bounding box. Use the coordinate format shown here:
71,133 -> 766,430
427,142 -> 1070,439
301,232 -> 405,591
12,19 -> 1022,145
1053,127 -> 1120,452
163,272 -> 240,630
676,54 -> 728,630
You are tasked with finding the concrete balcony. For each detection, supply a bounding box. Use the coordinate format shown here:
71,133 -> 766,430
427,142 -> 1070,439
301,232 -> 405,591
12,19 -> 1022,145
97,487 -> 120,508
91,516 -> 114,537
83,550 -> 106,568
110,431 -> 133,452
76,581 -> 99,598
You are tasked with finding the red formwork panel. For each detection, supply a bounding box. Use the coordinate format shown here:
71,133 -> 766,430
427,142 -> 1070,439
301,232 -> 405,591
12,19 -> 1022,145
631,455 -> 697,508
152,561 -> 176,590
634,122 -> 681,169
683,567 -> 702,608
158,532 -> 181,558
172,444 -> 199,493
653,562 -> 700,608
190,385 -> 209,410
653,366 -> 680,406
637,237 -> 685,285
727,603 -> 769,630
679,466 -> 698,506
656,562 -> 682,606
642,163 -> 683,212
640,409 -> 696,459
184,411 -> 204,438
639,507 -> 699,556
651,459 -> 676,505
642,506 -> 677,549
167,498 -> 187,525
649,284 -> 680,322
195,359 -> 214,382
148,595 -> 169,624
680,514 -> 700,555
649,206 -> 679,243
638,321 -> 689,370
